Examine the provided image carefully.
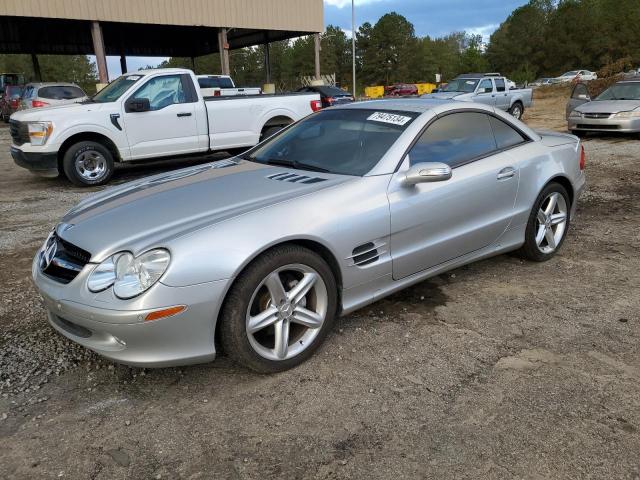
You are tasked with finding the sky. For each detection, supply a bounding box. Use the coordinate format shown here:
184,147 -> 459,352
102,0 -> 528,79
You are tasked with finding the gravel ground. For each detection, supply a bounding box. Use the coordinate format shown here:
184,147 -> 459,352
0,95 -> 639,479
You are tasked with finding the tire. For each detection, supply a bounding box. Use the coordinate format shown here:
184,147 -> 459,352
518,182 -> 571,262
509,102 -> 524,120
260,126 -> 284,142
62,141 -> 115,187
219,244 -> 338,373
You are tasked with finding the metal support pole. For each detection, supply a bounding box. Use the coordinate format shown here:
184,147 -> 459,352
31,54 -> 42,81
190,56 -> 196,72
90,21 -> 109,83
314,33 -> 321,81
120,54 -> 127,74
352,0 -> 356,96
218,28 -> 230,75
264,43 -> 271,84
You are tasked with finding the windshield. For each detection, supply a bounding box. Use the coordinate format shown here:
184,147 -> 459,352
596,82 -> 640,101
561,71 -> 579,77
443,79 -> 479,93
245,109 -> 417,176
92,74 -> 143,103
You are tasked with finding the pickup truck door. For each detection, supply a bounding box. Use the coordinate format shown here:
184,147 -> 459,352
494,78 -> 510,110
388,111 -> 519,279
122,73 -> 202,159
473,79 -> 496,106
565,83 -> 590,119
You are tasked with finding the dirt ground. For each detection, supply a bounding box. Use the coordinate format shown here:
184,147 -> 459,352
0,92 -> 639,480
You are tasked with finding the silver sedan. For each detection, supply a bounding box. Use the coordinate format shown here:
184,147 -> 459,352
33,99 -> 586,372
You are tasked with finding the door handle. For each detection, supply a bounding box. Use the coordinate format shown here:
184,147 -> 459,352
177,112 -> 192,117
497,167 -> 516,180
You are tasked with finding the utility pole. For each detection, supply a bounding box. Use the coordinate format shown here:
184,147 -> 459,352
314,33 -> 321,80
352,0 -> 356,96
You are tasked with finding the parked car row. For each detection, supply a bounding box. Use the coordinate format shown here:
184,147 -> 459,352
1,82 -> 87,122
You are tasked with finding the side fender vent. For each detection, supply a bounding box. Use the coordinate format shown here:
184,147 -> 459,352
267,172 -> 326,184
350,242 -> 380,266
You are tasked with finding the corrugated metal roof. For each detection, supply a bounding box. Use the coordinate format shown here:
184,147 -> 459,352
0,0 -> 323,32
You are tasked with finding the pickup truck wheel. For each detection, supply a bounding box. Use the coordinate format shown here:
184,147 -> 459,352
509,102 -> 524,120
260,126 -> 284,142
62,141 -> 114,187
219,244 -> 337,373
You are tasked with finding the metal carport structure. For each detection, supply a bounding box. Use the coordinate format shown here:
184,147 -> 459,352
0,0 -> 324,83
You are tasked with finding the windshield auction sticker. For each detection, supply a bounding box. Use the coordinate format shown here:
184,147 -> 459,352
367,112 -> 412,126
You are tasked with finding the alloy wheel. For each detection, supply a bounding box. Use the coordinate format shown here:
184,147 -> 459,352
535,192 -> 568,254
245,264 -> 328,361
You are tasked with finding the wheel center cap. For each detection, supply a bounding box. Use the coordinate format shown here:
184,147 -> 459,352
279,302 -> 294,317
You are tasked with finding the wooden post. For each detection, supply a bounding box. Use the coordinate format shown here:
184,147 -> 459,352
119,54 -> 127,74
218,28 -> 230,75
31,54 -> 42,81
314,33 -> 321,80
90,21 -> 109,83
264,42 -> 271,84
190,56 -> 196,72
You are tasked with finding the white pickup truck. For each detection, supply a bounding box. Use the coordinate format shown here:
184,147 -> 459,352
9,68 -> 321,186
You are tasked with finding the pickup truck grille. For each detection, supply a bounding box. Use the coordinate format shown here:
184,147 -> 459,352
40,233 -> 92,284
9,119 -> 30,146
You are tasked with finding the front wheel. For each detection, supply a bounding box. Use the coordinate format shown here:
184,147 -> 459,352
509,102 -> 524,120
518,183 -> 570,262
62,141 -> 115,187
219,244 -> 337,373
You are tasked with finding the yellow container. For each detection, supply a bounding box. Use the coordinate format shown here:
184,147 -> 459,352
364,86 -> 385,99
416,83 -> 437,95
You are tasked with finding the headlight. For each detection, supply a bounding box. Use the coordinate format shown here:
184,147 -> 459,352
614,110 -> 640,118
569,111 -> 582,118
28,121 -> 53,146
87,249 -> 170,299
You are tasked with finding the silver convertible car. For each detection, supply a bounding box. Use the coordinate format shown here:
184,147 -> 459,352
33,99 -> 586,372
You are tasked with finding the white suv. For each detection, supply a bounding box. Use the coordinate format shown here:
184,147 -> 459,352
19,82 -> 87,110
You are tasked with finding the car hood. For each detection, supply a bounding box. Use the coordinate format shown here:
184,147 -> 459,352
58,159 -> 352,261
422,92 -> 467,100
575,100 -> 640,114
11,101 -> 110,122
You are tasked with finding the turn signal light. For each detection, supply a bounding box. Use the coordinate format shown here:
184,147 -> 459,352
579,144 -> 585,170
310,99 -> 322,112
32,100 -> 50,108
144,305 -> 187,322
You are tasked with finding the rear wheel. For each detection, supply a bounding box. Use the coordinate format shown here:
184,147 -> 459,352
509,102 -> 524,120
260,126 -> 285,142
62,141 -> 115,187
219,244 -> 337,373
518,183 -> 570,262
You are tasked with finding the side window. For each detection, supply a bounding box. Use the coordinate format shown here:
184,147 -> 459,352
571,83 -> 589,99
131,75 -> 186,110
489,115 -> 527,150
495,78 -> 506,92
478,79 -> 493,93
409,112 -> 497,168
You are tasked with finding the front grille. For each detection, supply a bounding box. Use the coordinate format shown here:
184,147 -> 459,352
9,119 -> 29,145
582,113 -> 612,119
40,233 -> 91,284
577,124 -> 620,130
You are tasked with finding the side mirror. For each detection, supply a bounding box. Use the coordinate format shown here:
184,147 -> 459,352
125,97 -> 151,113
481,87 -> 493,94
577,93 -> 590,101
401,162 -> 452,186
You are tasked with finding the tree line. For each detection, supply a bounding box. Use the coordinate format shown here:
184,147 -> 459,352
1,0 -> 638,93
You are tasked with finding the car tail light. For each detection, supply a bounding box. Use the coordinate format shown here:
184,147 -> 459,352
214,90 -> 221,97
326,97 -> 335,105
10,98 -> 19,108
579,144 -> 585,170
310,99 -> 322,112
32,100 -> 50,108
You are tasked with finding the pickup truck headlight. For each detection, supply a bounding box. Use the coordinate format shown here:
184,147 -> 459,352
614,110 -> 640,118
27,121 -> 53,146
569,111 -> 582,118
87,249 -> 170,299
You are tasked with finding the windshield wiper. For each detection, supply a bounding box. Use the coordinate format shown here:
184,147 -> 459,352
264,158 -> 331,173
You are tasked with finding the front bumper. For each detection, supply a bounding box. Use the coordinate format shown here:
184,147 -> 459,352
32,254 -> 229,367
568,116 -> 640,133
11,146 -> 59,175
